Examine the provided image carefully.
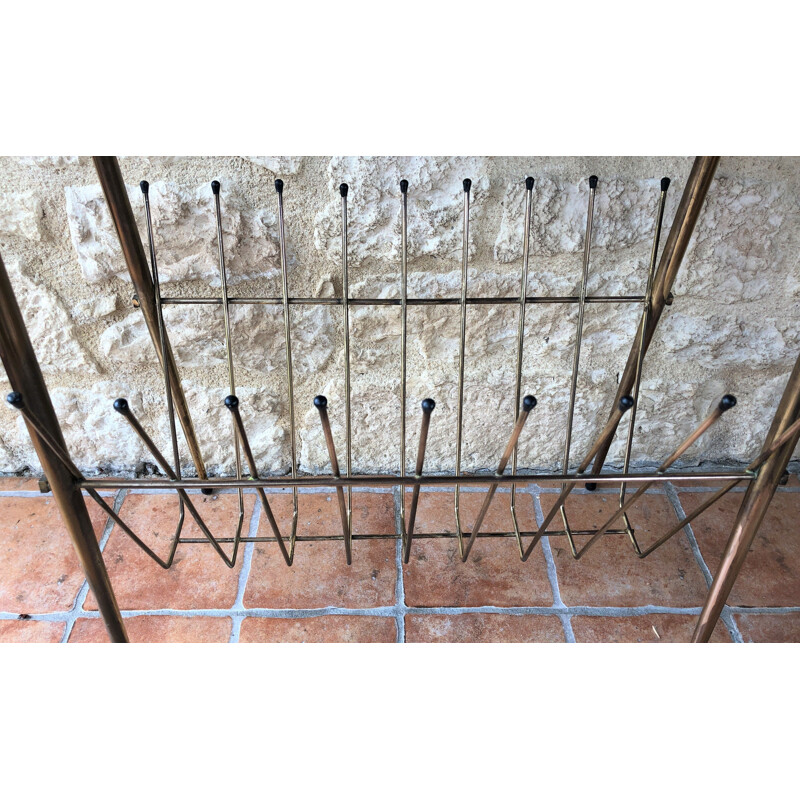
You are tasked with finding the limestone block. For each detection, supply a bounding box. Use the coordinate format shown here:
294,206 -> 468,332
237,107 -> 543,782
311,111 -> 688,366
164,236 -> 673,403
18,156 -> 87,169
51,383 -> 148,473
5,259 -> 97,374
0,192 -> 44,241
175,385 -> 288,476
243,157 -> 304,175
65,181 -> 281,285
98,299 -> 336,375
314,157 -> 490,265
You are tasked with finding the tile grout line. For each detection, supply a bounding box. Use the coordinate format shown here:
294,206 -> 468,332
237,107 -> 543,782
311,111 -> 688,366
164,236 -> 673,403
393,487 -> 407,643
10,603 -> 800,623
528,484 -> 575,642
60,489 -> 127,643
229,498 -> 262,643
7,480 -> 794,641
664,482 -> 743,643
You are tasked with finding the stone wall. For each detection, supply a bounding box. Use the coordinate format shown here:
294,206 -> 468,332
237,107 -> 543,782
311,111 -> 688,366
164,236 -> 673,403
0,156 -> 798,478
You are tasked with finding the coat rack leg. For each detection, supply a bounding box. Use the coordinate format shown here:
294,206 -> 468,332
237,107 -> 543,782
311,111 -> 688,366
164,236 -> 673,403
585,156 -> 720,489
692,352 -> 800,642
93,156 -> 209,487
0,253 -> 127,642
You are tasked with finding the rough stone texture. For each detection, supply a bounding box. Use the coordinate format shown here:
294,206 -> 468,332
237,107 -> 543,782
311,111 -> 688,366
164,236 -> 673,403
0,192 -> 44,241
0,156 -> 798,478
65,181 -> 281,285
3,258 -> 97,374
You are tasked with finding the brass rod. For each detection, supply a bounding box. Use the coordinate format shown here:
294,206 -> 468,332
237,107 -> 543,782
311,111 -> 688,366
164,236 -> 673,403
510,177 -> 535,557
112,399 -> 234,567
586,156 -> 720,486
403,398 -> 435,563
224,396 -> 293,566
159,295 -> 647,306
140,181 -> 190,498
314,395 -> 352,564
399,179 -> 409,553
0,253 -> 127,642
521,395 -> 634,561
274,179 -> 300,555
140,182 -> 191,566
639,482 -> 739,559
562,176 -> 597,491
340,184 -> 354,563
693,352 -> 800,642
639,416 -> 800,559
80,470 -> 749,491
6,392 -> 179,569
211,181 -> 244,563
575,395 -> 737,560
619,178 -> 669,506
179,528 -> 634,545
454,179 -> 472,557
92,156 -> 207,483
463,396 -> 537,561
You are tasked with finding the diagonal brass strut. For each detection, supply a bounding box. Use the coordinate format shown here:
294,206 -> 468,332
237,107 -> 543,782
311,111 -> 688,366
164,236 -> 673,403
93,156 -> 209,485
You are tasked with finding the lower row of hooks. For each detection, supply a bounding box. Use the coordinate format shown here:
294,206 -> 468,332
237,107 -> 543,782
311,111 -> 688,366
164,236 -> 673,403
14,386 -> 794,574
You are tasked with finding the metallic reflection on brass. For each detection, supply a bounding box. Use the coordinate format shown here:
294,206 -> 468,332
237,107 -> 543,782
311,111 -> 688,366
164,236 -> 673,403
8,158 -> 794,645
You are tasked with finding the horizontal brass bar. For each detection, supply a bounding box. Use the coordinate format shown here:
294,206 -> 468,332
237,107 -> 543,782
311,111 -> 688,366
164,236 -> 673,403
177,529 -> 631,544
81,471 -> 753,490
159,295 -> 645,307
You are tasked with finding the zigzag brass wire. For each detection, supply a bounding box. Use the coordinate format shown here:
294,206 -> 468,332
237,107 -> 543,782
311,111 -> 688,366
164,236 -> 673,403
403,397 -> 435,563
399,179 -> 409,558
634,414 -> 800,558
142,181 -> 241,567
275,180 -> 300,562
139,181 -> 187,566
79,174 -> 762,570
453,180 -> 471,560
509,177 -> 535,558
340,185 -> 353,564
614,179 -> 670,552
224,395 -> 293,565
212,182 -> 245,565
113,399 -> 236,567
520,178 -> 605,562
6,393 -> 179,569
569,395 -> 737,560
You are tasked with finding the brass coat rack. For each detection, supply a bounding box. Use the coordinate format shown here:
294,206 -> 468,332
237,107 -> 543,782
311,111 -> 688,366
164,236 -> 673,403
1,155 -> 798,643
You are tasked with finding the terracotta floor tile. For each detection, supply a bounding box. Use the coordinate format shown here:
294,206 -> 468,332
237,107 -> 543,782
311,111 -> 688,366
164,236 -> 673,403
542,493 -> 709,607
0,495 -> 107,614
734,613 -> 800,643
0,619 -> 65,642
85,492 -> 254,611
69,614 -> 232,643
244,492 -> 396,608
0,476 -> 42,491
405,613 -> 564,642
571,614 -> 731,643
665,479 -> 742,490
240,615 -> 396,642
678,490 -> 800,607
402,490 -> 552,607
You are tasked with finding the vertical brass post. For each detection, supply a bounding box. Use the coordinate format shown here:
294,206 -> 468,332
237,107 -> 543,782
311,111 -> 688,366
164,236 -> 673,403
0,253 -> 128,642
585,156 -> 720,488
692,352 -> 800,642
93,156 -> 208,484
